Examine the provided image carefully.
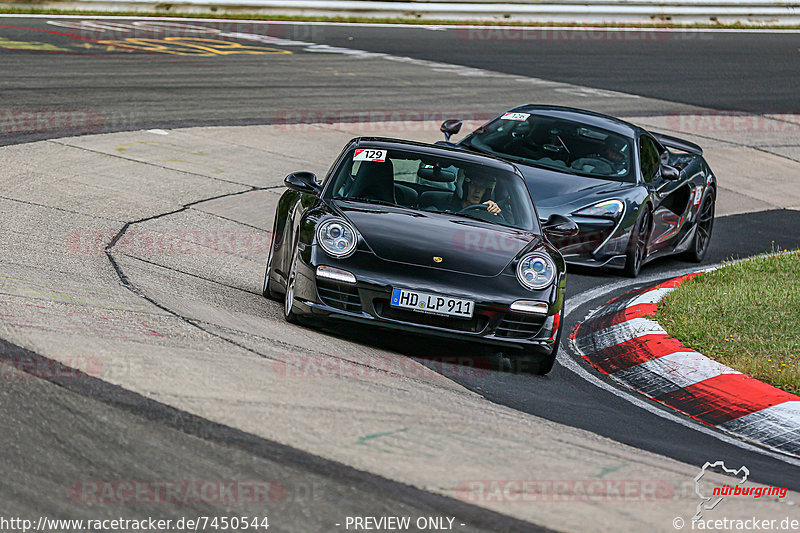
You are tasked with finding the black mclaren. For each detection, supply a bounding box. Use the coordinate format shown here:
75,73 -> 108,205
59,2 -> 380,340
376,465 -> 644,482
440,105 -> 717,277
262,138 -> 578,374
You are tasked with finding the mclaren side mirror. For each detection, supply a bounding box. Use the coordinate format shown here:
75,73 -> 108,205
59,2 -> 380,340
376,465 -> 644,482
284,171 -> 321,195
542,214 -> 579,238
440,119 -> 463,142
661,164 -> 680,180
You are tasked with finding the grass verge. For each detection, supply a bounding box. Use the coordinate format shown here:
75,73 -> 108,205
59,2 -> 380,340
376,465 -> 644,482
657,251 -> 800,395
2,7 -> 800,29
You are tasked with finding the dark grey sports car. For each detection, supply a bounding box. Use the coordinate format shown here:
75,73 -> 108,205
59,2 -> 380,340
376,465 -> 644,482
263,138 -> 579,374
440,105 -> 717,277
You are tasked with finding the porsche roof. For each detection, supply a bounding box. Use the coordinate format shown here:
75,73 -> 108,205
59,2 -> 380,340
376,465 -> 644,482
351,137 -> 522,173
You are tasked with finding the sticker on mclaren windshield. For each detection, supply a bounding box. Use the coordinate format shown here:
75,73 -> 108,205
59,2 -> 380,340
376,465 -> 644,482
353,149 -> 387,162
501,112 -> 530,121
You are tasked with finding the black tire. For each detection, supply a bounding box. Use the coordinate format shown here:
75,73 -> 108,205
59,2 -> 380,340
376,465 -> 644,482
684,190 -> 715,263
510,314 -> 562,375
283,247 -> 300,324
262,234 -> 282,301
624,207 -> 652,278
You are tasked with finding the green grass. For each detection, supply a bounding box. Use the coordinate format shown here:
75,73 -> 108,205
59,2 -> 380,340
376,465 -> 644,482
657,251 -> 800,395
3,7 -> 800,29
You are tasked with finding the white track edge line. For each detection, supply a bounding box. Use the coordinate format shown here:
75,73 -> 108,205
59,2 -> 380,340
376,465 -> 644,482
561,261 -> 800,466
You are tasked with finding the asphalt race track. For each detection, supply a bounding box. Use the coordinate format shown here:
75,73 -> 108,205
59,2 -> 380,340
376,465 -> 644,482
1,16 -> 800,532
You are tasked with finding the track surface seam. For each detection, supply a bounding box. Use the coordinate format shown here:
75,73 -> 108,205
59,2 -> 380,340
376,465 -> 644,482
0,194 -> 123,222
49,138 -> 261,188
104,185 -> 493,387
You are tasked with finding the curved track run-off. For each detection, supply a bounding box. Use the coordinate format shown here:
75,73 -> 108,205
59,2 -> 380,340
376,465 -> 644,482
572,270 -> 800,458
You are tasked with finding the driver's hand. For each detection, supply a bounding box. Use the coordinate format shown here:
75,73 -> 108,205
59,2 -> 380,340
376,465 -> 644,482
483,200 -> 501,215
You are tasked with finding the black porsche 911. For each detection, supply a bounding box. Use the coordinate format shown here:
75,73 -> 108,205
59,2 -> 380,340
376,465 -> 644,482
440,105 -> 717,277
262,138 -> 578,374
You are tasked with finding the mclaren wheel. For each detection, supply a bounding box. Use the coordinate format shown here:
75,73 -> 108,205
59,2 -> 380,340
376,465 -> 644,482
624,207 -> 652,278
685,190 -> 715,263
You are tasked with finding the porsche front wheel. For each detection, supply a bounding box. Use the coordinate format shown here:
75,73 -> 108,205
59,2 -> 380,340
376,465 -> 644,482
283,247 -> 300,324
509,320 -> 561,376
262,234 -> 282,301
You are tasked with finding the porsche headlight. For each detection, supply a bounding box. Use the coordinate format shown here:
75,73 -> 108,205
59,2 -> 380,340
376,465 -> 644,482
316,218 -> 358,258
516,252 -> 556,290
574,199 -> 624,219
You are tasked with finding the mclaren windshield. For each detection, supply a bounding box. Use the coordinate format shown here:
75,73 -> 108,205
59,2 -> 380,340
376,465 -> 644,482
327,147 -> 538,231
465,112 -> 635,182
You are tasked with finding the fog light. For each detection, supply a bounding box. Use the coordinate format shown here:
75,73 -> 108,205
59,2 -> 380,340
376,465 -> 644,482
316,265 -> 356,284
510,300 -> 549,315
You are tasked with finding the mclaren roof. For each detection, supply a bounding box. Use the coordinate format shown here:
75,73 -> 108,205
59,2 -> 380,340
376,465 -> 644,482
507,105 -> 640,137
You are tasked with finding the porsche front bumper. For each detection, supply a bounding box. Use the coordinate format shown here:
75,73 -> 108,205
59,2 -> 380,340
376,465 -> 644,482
286,251 -> 564,356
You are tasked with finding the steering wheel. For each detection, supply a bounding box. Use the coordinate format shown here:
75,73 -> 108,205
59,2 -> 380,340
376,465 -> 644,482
460,203 -> 488,213
459,203 -> 507,222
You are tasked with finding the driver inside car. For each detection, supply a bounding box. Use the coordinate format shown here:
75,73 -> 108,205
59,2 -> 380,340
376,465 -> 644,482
443,173 -> 502,215
570,135 -> 628,176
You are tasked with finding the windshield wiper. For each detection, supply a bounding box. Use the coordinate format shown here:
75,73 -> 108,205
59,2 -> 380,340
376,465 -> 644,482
338,197 -> 397,208
461,139 -> 493,156
465,139 -> 556,169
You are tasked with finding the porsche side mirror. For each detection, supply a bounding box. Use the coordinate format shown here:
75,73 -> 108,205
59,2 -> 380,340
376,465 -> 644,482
285,171 -> 321,195
542,214 -> 579,238
661,164 -> 680,180
441,119 -> 463,142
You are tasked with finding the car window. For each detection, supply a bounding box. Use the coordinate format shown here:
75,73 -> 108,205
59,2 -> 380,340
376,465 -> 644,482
392,159 -> 423,184
326,148 -> 538,231
639,135 -> 661,183
465,113 -> 634,182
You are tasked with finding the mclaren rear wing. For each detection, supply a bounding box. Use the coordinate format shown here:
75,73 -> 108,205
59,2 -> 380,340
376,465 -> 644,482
652,132 -> 703,156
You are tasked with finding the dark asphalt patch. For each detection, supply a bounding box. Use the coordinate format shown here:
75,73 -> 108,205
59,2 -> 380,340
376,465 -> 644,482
0,336 -> 550,533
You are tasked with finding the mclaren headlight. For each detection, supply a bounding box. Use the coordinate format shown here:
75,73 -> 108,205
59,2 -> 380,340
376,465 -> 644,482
516,252 -> 557,291
316,218 -> 358,258
573,199 -> 624,219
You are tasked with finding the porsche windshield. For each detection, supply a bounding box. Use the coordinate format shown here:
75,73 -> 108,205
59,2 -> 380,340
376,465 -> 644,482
327,148 -> 538,231
466,113 -> 635,182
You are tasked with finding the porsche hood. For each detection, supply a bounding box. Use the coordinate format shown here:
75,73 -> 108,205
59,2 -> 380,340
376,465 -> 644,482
335,202 -> 538,277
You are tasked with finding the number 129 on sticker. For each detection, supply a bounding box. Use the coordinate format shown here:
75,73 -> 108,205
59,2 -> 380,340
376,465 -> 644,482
501,112 -> 530,121
354,149 -> 387,162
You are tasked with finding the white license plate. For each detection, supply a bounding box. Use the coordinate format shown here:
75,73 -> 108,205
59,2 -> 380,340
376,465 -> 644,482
390,288 -> 474,319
